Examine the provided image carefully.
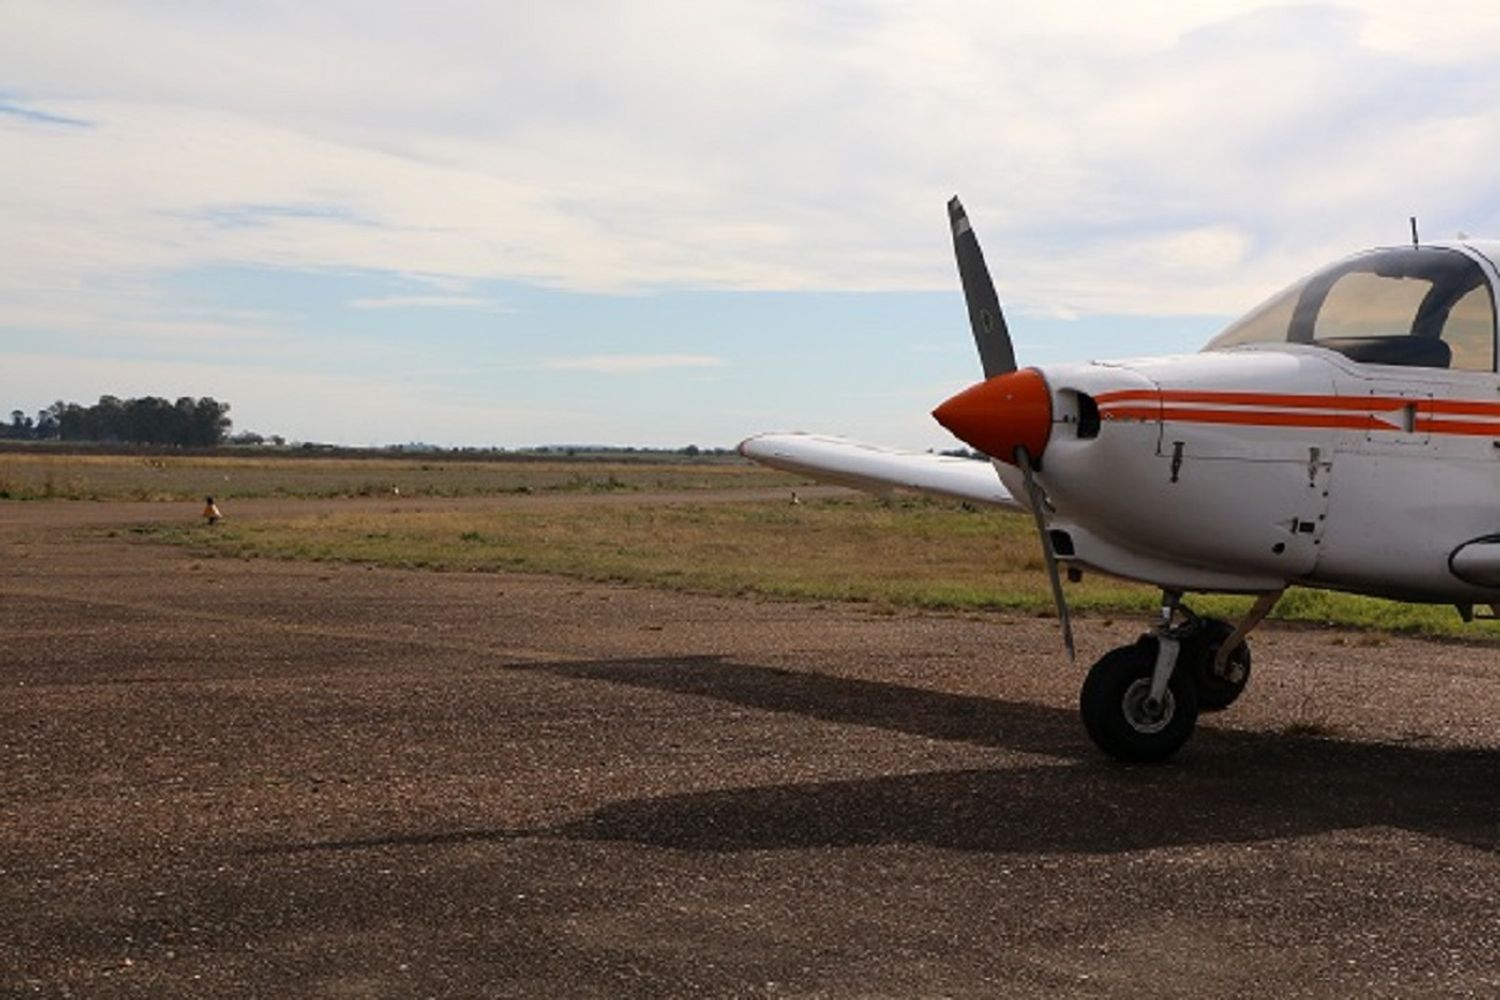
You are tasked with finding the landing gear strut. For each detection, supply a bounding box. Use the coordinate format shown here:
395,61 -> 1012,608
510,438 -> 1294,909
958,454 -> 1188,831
1079,590 -> 1279,762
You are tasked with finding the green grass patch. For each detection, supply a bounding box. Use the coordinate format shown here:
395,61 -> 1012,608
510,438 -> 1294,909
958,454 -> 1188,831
140,495 -> 1500,638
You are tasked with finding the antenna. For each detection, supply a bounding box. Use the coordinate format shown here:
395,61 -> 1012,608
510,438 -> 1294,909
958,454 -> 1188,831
1410,216 -> 1419,247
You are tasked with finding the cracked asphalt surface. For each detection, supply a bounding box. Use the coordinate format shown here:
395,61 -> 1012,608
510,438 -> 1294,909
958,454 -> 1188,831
3,496 -> 1498,997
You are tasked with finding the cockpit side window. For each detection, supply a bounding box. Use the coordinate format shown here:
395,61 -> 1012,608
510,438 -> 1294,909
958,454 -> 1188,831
1311,271 -> 1431,340
1440,284 -> 1496,373
1205,248 -> 1497,371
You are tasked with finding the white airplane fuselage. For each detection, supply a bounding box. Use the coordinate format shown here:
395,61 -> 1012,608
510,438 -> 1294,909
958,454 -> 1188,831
1018,344 -> 1500,603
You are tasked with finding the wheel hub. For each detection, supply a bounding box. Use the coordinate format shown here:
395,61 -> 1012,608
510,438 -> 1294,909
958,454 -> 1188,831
1121,678 -> 1174,734
1212,651 -> 1248,685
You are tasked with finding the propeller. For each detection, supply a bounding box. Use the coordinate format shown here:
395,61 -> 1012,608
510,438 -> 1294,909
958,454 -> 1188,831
949,197 -> 1017,378
943,197 -> 1074,658
1016,446 -> 1076,661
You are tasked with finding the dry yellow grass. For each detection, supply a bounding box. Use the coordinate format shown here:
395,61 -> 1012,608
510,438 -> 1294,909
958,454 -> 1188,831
0,451 -> 794,500
145,494 -> 1500,636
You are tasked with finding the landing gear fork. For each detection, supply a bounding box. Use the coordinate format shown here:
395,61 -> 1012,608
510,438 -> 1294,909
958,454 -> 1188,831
1144,591 -> 1186,715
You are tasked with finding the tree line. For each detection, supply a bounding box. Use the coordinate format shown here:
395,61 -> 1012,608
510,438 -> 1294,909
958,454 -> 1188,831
1,396 -> 232,446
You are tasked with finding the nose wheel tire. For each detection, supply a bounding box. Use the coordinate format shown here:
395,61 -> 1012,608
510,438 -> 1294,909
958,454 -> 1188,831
1080,638 -> 1200,762
1181,618 -> 1251,712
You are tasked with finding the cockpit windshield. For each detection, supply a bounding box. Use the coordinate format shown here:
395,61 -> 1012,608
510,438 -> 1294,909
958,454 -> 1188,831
1205,247 -> 1497,372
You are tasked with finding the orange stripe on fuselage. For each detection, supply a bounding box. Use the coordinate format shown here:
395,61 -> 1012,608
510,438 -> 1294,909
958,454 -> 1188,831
1421,398 -> 1500,417
1101,405 -> 1398,431
1094,388 -> 1500,437
1092,388 -> 1500,414
1415,417 -> 1500,437
1096,389 -> 1379,410
1097,389 -> 1500,419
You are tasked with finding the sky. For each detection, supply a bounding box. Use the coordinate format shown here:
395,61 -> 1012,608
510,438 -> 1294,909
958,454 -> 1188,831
4,1 -> 1500,449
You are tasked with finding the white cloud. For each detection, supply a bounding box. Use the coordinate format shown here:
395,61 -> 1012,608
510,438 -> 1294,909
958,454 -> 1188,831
542,354 -> 726,375
5,0 -> 1499,328
1351,1 -> 1500,62
349,295 -> 511,311
5,0 -> 1500,458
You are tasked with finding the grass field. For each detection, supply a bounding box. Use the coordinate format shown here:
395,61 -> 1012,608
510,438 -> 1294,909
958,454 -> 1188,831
0,450 -> 794,500
9,451 -> 1488,638
143,493 -> 1500,638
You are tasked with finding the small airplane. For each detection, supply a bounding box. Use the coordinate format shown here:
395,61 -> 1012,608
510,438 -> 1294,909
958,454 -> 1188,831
742,198 -> 1500,762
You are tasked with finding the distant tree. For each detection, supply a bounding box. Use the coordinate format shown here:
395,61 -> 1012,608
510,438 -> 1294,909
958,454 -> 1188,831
122,396 -> 168,444
92,396 -> 123,441
34,408 -> 58,439
55,402 -> 88,441
2,409 -> 32,439
7,395 -> 233,446
175,397 -> 199,443
189,397 -> 231,446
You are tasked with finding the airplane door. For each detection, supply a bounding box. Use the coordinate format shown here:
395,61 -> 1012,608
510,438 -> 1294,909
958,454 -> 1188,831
1315,366 -> 1500,593
1149,423 -> 1336,580
1149,365 -> 1339,580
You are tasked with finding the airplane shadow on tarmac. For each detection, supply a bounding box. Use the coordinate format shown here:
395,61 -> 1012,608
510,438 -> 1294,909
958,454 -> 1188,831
263,655 -> 1500,858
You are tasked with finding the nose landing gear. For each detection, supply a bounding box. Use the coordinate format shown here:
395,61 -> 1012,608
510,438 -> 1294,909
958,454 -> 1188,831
1079,590 -> 1279,761
1079,634 -> 1199,762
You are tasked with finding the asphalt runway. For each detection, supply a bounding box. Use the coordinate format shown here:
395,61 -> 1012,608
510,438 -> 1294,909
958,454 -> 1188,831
3,498 -> 1499,997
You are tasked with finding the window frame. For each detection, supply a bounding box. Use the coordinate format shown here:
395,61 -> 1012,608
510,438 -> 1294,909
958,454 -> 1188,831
1205,247 -> 1498,373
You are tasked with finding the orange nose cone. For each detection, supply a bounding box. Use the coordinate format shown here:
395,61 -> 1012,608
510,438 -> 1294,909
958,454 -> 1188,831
933,368 -> 1052,465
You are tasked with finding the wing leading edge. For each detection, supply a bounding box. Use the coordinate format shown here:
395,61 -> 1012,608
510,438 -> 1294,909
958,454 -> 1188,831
739,432 -> 1019,510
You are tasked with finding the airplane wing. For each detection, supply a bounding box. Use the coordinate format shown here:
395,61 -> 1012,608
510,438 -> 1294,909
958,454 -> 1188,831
739,432 -> 1020,510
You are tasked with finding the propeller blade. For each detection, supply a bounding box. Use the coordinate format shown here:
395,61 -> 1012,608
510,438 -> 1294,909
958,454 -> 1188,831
948,196 -> 1017,378
945,200 -> 1068,658
1016,446 -> 1075,662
